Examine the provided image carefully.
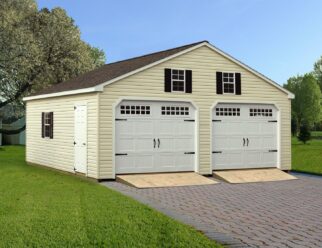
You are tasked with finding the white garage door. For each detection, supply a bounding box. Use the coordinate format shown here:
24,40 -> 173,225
115,101 -> 195,174
212,103 -> 278,170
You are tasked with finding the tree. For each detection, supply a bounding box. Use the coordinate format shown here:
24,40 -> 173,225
0,0 -> 106,113
298,123 -> 311,144
313,56 -> 322,92
284,74 -> 321,132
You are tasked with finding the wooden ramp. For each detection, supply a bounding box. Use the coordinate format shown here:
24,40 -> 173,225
117,172 -> 218,188
213,168 -> 297,184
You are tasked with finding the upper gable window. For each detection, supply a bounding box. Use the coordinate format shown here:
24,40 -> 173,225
164,68 -> 192,93
223,72 -> 235,94
171,69 -> 185,92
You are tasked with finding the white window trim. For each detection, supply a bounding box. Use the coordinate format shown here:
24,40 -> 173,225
171,69 -> 185,93
222,72 -> 236,95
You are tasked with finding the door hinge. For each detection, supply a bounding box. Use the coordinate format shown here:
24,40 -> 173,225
74,141 -> 76,145
212,120 -> 222,122
268,149 -> 278,152
212,151 -> 222,153
74,106 -> 76,110
184,119 -> 195,122
268,120 -> 277,123
115,153 -> 128,156
184,152 -> 195,154
115,118 -> 127,121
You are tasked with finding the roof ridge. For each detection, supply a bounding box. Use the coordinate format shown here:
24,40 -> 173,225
104,40 -> 208,66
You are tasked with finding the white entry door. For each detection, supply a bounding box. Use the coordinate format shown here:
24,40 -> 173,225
212,103 -> 278,170
115,101 -> 195,174
74,104 -> 87,173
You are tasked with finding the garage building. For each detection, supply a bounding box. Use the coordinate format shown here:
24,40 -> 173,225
23,41 -> 294,179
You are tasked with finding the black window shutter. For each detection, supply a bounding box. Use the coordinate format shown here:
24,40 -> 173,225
164,68 -> 172,92
216,72 -> 223,94
185,70 -> 192,93
41,112 -> 45,138
235,73 -> 241,95
50,112 -> 54,139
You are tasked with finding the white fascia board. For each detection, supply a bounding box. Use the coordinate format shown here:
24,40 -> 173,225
23,86 -> 102,101
203,43 -> 295,99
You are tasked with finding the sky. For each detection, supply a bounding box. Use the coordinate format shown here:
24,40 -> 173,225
37,0 -> 322,85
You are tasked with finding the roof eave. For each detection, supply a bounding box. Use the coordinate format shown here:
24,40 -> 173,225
23,86 -> 103,101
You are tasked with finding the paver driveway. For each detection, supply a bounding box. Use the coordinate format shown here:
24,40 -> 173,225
103,173 -> 322,248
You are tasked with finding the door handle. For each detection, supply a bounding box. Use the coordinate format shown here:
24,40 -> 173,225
153,138 -> 156,148
83,143 -> 86,145
158,138 -> 160,148
243,138 -> 245,146
247,138 -> 249,147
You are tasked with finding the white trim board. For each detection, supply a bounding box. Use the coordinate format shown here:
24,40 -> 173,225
23,42 -> 294,101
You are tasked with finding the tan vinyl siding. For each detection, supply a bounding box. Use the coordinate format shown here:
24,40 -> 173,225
98,46 -> 291,179
26,93 -> 99,178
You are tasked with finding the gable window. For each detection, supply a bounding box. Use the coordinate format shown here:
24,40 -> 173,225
164,68 -> 192,93
171,69 -> 185,92
216,72 -> 241,95
42,112 -> 54,139
223,72 -> 235,94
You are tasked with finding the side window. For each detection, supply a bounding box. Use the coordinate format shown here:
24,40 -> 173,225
171,69 -> 185,92
164,68 -> 192,93
222,72 -> 235,94
216,72 -> 241,95
42,112 -> 53,139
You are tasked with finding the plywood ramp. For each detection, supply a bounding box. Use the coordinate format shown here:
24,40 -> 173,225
116,172 -> 218,188
213,168 -> 297,184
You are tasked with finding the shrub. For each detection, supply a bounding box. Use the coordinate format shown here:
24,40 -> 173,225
298,124 -> 311,144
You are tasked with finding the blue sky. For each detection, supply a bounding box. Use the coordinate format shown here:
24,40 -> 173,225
37,0 -> 322,85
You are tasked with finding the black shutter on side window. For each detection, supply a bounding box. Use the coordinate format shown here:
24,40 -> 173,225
185,70 -> 192,93
164,68 -> 172,92
235,73 -> 241,95
216,72 -> 223,94
41,112 -> 44,138
50,112 -> 54,139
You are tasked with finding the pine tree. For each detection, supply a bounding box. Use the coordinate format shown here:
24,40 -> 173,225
298,123 -> 311,144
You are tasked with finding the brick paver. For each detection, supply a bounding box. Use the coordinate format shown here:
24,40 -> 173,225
102,173 -> 322,247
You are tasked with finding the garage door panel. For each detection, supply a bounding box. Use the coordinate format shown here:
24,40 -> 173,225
213,151 -> 244,169
116,138 -> 134,151
262,152 -> 277,166
117,121 -> 134,135
159,120 -> 175,135
176,121 -> 194,135
213,136 -> 244,150
175,138 -> 194,151
116,154 -> 155,174
244,151 -> 261,167
134,120 -> 154,134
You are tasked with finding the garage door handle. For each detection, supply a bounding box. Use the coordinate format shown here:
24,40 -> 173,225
153,139 -> 156,148
243,138 -> 245,146
158,138 -> 160,148
247,138 -> 249,146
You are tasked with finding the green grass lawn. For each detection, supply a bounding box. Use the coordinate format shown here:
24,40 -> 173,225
0,146 -> 221,248
292,137 -> 322,175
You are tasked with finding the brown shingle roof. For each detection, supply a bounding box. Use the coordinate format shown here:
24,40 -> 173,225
31,41 -> 208,96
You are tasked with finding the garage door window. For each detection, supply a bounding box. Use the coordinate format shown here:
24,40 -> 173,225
120,105 -> 150,115
161,106 -> 189,116
250,108 -> 272,117
215,107 -> 240,116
